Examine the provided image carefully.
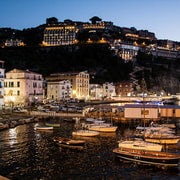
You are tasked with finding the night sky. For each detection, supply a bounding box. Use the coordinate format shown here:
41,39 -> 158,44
1,0 -> 180,41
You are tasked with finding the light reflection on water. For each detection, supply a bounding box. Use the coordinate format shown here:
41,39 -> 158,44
0,120 -> 179,179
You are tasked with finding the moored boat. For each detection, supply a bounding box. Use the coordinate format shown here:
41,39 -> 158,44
118,139 -> 163,152
72,130 -> 99,137
34,126 -> 53,131
88,125 -> 117,132
144,135 -> 180,145
45,122 -> 60,127
113,147 -> 180,168
53,137 -> 86,146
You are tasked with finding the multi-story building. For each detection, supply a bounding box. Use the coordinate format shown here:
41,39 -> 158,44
102,82 -> 116,99
4,39 -> 25,47
115,82 -> 134,96
47,80 -> 72,101
89,84 -> 103,100
4,69 -> 43,106
111,40 -> 140,61
0,60 -> 5,108
46,71 -> 89,100
42,25 -> 77,46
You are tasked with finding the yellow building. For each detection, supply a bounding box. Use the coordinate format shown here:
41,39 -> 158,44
4,69 -> 43,106
46,71 -> 89,100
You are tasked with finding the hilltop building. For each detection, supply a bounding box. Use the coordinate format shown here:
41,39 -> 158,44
42,25 -> 77,46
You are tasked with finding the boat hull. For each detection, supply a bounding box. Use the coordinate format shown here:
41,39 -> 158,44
113,147 -> 180,167
118,140 -> 163,151
88,126 -> 117,132
145,137 -> 180,144
35,127 -> 53,131
72,130 -> 99,137
53,137 -> 85,146
45,123 -> 60,127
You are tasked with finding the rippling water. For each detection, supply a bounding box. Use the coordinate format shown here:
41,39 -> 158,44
0,119 -> 180,180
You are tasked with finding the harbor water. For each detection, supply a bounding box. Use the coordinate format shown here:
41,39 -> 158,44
0,119 -> 180,179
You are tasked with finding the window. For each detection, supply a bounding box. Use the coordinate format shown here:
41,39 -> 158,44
17,90 -> 20,96
17,82 -> 20,87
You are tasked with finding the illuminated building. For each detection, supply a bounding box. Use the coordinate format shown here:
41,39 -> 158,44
102,82 -> 116,99
4,39 -> 25,47
111,40 -> 140,61
46,71 -> 89,100
115,82 -> 134,96
0,60 -> 5,108
4,69 -> 43,106
89,84 -> 103,100
47,80 -> 72,101
42,25 -> 77,46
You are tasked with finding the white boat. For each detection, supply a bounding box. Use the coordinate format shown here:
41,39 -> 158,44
34,126 -> 53,131
72,130 -> 99,137
144,127 -> 180,144
118,139 -> 163,152
88,124 -> 118,132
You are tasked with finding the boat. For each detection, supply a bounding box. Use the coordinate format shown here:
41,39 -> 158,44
118,139 -> 163,152
45,122 -> 60,127
72,130 -> 99,137
113,147 -> 180,168
144,127 -> 180,144
144,134 -> 180,144
57,143 -> 84,150
53,137 -> 86,146
34,126 -> 53,131
88,124 -> 118,132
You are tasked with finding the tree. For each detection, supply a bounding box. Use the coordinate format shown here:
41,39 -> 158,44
46,17 -> 58,25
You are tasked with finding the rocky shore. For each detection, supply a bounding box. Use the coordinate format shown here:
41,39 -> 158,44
0,113 -> 38,131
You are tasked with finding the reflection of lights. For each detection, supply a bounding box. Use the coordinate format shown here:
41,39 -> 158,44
9,128 -> 18,146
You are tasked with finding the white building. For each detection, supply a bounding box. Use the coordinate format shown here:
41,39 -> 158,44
47,80 -> 72,101
5,39 -> 24,47
4,69 -> 43,106
89,84 -> 103,100
124,104 -> 159,119
0,61 -> 5,108
102,82 -> 116,99
111,40 -> 140,61
46,71 -> 89,100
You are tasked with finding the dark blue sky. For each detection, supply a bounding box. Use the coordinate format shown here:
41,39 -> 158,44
1,0 -> 180,41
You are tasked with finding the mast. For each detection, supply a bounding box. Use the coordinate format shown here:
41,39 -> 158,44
141,74 -> 147,128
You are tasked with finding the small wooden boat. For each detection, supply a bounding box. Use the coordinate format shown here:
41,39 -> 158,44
58,143 -> 84,150
45,122 -> 60,127
113,147 -> 180,168
72,130 -> 100,137
53,137 -> 86,146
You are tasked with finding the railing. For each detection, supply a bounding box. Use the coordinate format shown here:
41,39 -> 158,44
29,111 -> 84,118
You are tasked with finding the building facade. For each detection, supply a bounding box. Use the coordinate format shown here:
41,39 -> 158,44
89,84 -> 103,100
46,71 -> 89,100
42,25 -> 77,46
0,61 -> 5,108
102,82 -> 116,99
47,80 -> 72,101
4,69 -> 43,106
115,82 -> 134,96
